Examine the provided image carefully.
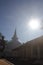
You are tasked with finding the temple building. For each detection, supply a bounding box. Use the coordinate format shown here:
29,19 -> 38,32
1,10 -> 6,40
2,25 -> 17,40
12,36 -> 43,60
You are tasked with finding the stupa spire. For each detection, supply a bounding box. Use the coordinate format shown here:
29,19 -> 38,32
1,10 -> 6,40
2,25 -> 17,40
14,29 -> 17,37
12,29 -> 18,40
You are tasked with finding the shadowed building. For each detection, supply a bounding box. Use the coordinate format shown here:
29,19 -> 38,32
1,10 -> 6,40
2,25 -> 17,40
12,36 -> 43,60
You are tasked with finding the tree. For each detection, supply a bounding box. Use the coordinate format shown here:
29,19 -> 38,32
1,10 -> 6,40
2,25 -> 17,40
0,33 -> 5,52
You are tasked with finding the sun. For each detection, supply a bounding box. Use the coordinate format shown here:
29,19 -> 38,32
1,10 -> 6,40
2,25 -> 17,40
28,18 -> 40,30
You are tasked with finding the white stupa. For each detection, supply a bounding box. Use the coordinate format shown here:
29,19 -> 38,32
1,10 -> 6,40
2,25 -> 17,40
11,29 -> 21,48
7,29 -> 21,51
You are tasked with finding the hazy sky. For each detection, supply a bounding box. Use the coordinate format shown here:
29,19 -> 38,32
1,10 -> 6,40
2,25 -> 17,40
0,0 -> 43,42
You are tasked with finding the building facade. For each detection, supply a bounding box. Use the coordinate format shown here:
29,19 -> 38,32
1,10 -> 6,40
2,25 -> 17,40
12,36 -> 43,60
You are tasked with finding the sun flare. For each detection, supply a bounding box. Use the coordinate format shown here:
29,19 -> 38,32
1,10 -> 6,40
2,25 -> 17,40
28,18 -> 40,30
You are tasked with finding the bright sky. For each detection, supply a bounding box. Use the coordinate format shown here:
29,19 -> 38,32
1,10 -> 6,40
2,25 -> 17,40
0,0 -> 43,42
